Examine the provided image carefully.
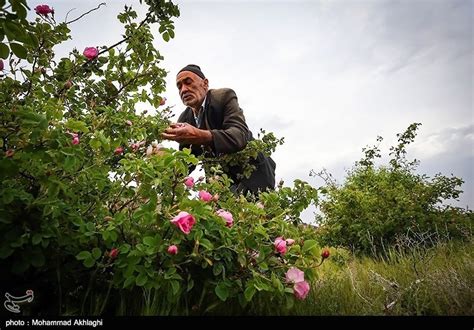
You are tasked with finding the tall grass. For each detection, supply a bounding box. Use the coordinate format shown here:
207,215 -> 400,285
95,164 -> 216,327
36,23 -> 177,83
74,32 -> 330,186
252,240 -> 473,315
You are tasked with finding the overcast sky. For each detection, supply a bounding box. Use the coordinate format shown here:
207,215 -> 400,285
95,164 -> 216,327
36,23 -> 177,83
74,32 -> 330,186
33,0 -> 473,222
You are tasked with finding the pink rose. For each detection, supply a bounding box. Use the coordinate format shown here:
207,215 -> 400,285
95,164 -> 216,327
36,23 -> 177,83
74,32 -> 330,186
198,190 -> 212,202
125,120 -> 133,126
256,202 -> 264,209
216,209 -> 233,228
184,176 -> 194,188
171,211 -> 196,235
0,60 -> 4,71
160,97 -> 167,106
285,238 -> 295,246
35,5 -> 54,16
293,281 -> 310,300
114,146 -> 124,155
72,136 -> 80,145
274,236 -> 287,255
109,248 -> 119,259
167,245 -> 178,255
83,47 -> 99,60
285,267 -> 305,284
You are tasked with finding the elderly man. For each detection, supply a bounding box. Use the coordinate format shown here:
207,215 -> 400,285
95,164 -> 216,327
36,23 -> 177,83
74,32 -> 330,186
162,64 -> 276,194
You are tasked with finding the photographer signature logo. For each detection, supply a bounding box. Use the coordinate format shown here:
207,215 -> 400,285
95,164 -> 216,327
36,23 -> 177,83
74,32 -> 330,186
4,290 -> 34,313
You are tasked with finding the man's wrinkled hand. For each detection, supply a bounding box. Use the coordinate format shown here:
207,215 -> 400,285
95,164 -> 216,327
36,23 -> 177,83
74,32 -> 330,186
162,122 -> 212,145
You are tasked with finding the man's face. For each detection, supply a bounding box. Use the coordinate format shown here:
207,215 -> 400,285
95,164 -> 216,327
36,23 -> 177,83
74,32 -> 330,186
176,71 -> 209,109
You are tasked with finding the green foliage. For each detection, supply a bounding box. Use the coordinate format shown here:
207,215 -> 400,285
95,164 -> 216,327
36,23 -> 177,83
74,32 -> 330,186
314,123 -> 472,255
0,0 -> 38,60
203,129 -> 284,181
0,1 -> 321,315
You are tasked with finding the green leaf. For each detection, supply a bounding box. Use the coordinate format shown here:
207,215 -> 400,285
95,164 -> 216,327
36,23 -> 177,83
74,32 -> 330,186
83,257 -> 95,268
10,42 -> 27,59
259,262 -> 268,271
272,274 -> 284,293
65,119 -> 89,133
26,33 -> 39,48
244,285 -> 256,302
32,234 -> 42,245
120,244 -> 131,254
200,238 -> 214,250
143,236 -> 155,246
92,248 -> 101,260
215,282 -> 229,301
244,236 -> 258,250
76,251 -> 91,260
63,156 -> 76,172
162,32 -> 170,42
89,138 -> 101,150
170,280 -> 180,295
0,43 -> 9,59
302,239 -> 318,253
136,273 -> 147,286
123,276 -> 135,289
11,1 -> 27,19
212,263 -> 224,276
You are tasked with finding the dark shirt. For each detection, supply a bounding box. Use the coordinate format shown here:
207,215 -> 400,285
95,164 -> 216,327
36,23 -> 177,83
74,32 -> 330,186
177,88 -> 276,194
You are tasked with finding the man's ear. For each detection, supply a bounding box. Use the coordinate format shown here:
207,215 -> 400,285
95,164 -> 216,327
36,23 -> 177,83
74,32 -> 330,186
203,78 -> 209,88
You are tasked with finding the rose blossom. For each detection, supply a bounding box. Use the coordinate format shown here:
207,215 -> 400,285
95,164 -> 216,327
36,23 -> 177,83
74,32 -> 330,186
216,209 -> 233,228
108,248 -> 119,259
171,211 -> 196,235
294,281 -> 310,300
285,267 -> 305,284
198,190 -> 212,202
184,176 -> 194,188
167,245 -> 178,255
83,47 -> 98,60
35,5 -> 54,16
274,236 -> 287,255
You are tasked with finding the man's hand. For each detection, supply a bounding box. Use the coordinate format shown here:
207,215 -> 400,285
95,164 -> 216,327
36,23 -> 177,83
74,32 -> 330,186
162,122 -> 213,145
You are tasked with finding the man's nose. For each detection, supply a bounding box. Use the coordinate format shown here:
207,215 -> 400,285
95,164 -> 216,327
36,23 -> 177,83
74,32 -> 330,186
180,85 -> 189,94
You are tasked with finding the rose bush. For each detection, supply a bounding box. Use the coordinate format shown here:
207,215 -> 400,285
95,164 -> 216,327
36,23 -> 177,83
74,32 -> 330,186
0,0 -> 323,315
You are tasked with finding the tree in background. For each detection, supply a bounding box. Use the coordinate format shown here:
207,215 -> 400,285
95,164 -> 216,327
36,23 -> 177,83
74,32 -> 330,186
314,123 -> 472,256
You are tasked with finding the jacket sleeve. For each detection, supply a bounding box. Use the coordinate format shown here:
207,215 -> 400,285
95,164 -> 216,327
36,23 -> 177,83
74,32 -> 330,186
177,110 -> 191,151
209,89 -> 250,154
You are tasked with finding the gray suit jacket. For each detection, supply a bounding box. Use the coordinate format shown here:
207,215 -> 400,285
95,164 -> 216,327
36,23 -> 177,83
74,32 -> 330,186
177,88 -> 276,194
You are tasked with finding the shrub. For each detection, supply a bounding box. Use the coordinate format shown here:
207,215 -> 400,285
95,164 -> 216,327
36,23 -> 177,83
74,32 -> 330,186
314,123 -> 472,256
0,1 -> 322,315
